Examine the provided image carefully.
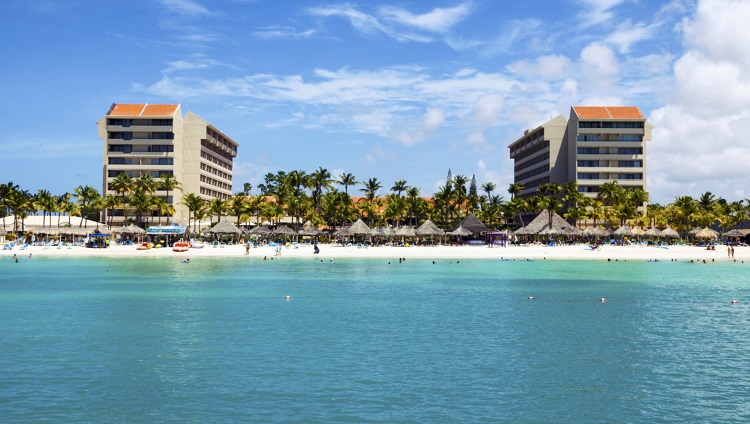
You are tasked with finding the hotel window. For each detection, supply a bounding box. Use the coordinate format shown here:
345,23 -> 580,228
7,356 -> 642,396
148,132 -> 174,139
577,173 -> 599,180
618,161 -> 642,167
579,122 -> 601,128
577,160 -> 600,167
577,135 -> 600,141
578,186 -> 599,193
150,158 -> 174,165
618,173 -> 643,180
617,135 -> 642,142
577,147 -> 600,154
150,171 -> 174,178
618,147 -> 643,154
148,145 -> 174,152
109,144 -> 132,153
108,157 -> 133,165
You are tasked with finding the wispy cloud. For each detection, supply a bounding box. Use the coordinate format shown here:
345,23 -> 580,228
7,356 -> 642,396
379,2 -> 473,33
308,4 -> 432,42
603,20 -> 659,53
575,0 -> 627,27
252,26 -> 316,39
161,0 -> 213,16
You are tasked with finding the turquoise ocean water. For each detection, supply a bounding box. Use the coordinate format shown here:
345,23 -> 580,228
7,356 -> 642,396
2,256 -> 750,423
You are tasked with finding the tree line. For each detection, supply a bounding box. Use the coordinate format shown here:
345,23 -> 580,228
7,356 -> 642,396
1,169 -> 748,235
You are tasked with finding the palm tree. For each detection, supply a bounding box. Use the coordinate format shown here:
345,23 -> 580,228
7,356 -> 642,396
337,173 -> 358,195
228,194 -> 250,227
481,182 -> 496,198
110,173 -> 133,222
74,185 -> 101,228
208,198 -> 228,223
391,180 -> 408,197
102,194 -> 122,228
160,174 -> 182,221
310,167 -> 333,214
360,178 -> 382,202
35,189 -> 55,228
181,193 -> 206,232
508,183 -> 524,199
452,175 -> 469,217
698,191 -> 717,211
6,189 -> 32,231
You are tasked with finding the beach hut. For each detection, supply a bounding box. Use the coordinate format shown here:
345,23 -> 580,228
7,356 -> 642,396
416,220 -> 444,236
515,210 -> 574,236
458,213 -> 493,235
723,229 -> 744,238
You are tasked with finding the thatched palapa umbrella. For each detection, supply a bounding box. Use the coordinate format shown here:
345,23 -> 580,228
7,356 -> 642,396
644,227 -> 662,238
416,220 -> 444,236
348,219 -> 371,236
631,227 -> 645,237
297,221 -> 320,237
661,227 -> 680,239
208,221 -> 243,241
723,229 -> 744,238
450,225 -> 472,237
395,227 -> 415,237
612,226 -> 633,238
247,225 -> 271,236
458,213 -> 492,235
695,227 -> 718,240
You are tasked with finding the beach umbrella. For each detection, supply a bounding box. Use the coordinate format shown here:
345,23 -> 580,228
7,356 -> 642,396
644,227 -> 662,238
247,225 -> 271,235
695,227 -> 718,240
208,220 -> 242,235
113,224 -> 146,235
395,226 -> 415,237
382,226 -> 396,238
272,225 -> 297,236
723,229 -> 744,238
539,226 -> 564,236
561,226 -> 583,236
612,226 -> 633,238
514,226 -> 535,236
661,227 -> 680,239
631,227 -> 645,237
348,219 -> 371,236
333,227 -> 350,236
369,226 -> 385,237
450,225 -> 472,236
297,221 -> 320,236
416,219 -> 444,236
687,227 -> 702,236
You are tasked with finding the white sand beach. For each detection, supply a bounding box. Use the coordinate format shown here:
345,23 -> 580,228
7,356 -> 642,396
6,242 -> 745,262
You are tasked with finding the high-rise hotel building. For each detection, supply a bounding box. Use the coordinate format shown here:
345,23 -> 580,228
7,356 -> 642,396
508,106 -> 652,207
98,103 -> 239,225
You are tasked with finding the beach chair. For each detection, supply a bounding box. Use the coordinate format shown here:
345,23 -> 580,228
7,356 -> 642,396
2,243 -> 13,250
19,243 -> 29,250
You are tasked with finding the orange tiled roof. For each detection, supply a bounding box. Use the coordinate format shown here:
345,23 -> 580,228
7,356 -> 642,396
573,106 -> 644,120
108,103 -> 178,117
143,104 -> 179,116
606,106 -> 644,119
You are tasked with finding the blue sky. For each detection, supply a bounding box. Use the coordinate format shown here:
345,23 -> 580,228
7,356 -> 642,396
1,0 -> 749,204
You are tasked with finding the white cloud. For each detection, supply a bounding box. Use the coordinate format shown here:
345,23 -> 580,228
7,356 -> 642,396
161,0 -> 212,15
648,0 -> 750,202
472,93 -> 504,127
379,3 -> 473,33
507,54 -> 573,80
466,132 -> 485,145
603,20 -> 658,53
579,42 -> 619,93
251,26 -> 315,40
393,107 -> 445,146
576,0 -> 627,27
307,4 -> 431,43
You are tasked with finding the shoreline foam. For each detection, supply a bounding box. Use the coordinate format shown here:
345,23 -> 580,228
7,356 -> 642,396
8,243 -> 745,262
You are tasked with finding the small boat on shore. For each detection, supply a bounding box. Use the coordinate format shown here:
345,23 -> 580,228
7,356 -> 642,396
173,241 -> 191,252
136,242 -> 153,250
190,239 -> 205,249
